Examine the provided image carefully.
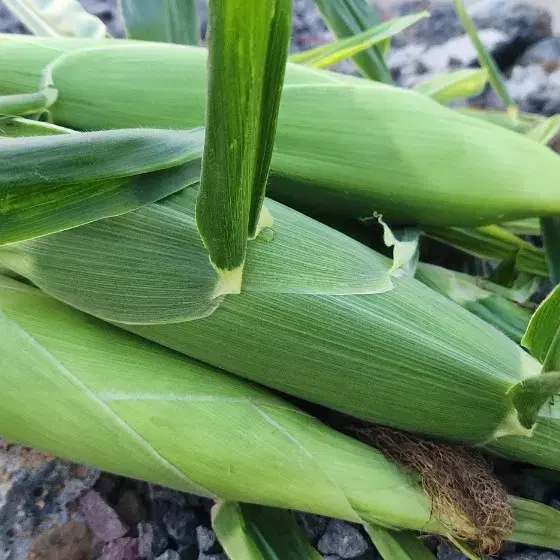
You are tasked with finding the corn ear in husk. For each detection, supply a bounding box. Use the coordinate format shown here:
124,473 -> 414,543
2,274 -> 560,549
3,184 -> 556,449
1,37 -> 560,226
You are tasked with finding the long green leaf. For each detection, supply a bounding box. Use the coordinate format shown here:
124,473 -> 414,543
364,525 -> 435,559
196,0 -> 291,292
458,108 -> 543,133
423,226 -> 548,277
541,218 -> 560,286
524,116 -> 560,286
453,0 -> 517,117
312,0 -> 391,82
212,502 -> 323,559
414,69 -> 488,105
415,263 -> 531,344
289,13 -> 427,69
499,218 -> 541,236
0,127 -> 204,244
1,0 -> 107,37
118,0 -> 199,45
0,87 -> 57,116
522,284 -> 560,370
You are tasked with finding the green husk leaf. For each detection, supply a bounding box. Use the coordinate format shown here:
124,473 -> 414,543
289,13 -> 428,69
1,0 -> 107,38
364,525 -> 436,559
0,189 -> 392,323
499,218 -> 541,236
489,249 -> 518,288
311,0 -> 392,82
522,284 -> 560,370
0,87 -> 57,116
0,115 -> 72,136
415,263 -> 531,344
414,68 -> 488,105
118,0 -> 199,45
508,372 -> 560,429
423,226 -> 548,277
0,127 -> 204,244
196,0 -> 291,290
524,115 -> 560,286
509,496 -> 560,549
212,502 -> 323,559
541,217 -> 560,285
526,114 -> 560,145
453,0 -> 517,117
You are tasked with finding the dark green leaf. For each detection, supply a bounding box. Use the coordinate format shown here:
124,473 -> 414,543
489,249 -> 518,288
118,0 -> 199,45
364,524 -> 436,559
312,0 -> 392,82
522,284 -> 560,370
196,0 -> 292,292
541,218 -> 560,286
0,127 -> 204,244
212,502 -> 323,560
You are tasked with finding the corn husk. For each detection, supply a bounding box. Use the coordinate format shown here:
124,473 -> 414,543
2,273 -> 560,549
1,36 -> 560,226
3,185 -> 555,450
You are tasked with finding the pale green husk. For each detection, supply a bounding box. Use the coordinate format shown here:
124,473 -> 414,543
1,36 -> 560,226
2,185 -> 552,448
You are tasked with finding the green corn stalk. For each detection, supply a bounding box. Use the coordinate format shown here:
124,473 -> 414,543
2,37 -> 560,227
2,273 -> 560,550
196,0 -> 291,291
4,181 -> 559,452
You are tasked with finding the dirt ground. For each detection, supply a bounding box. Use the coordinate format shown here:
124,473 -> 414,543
376,0 -> 560,31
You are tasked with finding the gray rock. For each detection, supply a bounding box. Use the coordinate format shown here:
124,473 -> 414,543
519,37 -> 560,67
197,555 -> 228,560
317,520 -> 369,559
508,64 -> 549,102
115,490 -> 147,526
436,543 -> 468,560
537,554 -> 560,560
0,442 -> 99,560
295,512 -> 328,544
79,490 -> 128,543
502,552 -> 540,560
162,504 -> 198,547
196,526 -> 220,554
0,4 -> 27,34
156,551 -> 180,560
178,544 -> 198,560
99,538 -> 138,560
